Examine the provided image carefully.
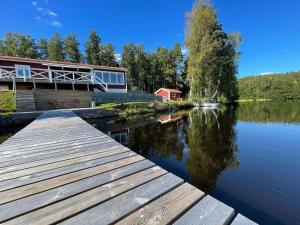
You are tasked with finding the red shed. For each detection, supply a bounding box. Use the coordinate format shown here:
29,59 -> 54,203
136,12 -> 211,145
154,88 -> 182,101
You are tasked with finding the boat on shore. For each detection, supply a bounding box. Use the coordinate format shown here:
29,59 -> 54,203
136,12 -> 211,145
193,102 -> 219,109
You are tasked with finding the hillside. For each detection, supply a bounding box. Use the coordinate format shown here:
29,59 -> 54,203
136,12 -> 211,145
238,72 -> 300,100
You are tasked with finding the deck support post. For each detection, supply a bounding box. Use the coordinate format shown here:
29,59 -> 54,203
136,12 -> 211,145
54,81 -> 57,90
72,82 -> 75,91
33,79 -> 36,89
87,83 -> 90,91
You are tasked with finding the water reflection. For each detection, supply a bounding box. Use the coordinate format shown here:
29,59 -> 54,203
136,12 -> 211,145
238,101 -> 300,123
187,108 -> 239,192
90,107 -> 239,193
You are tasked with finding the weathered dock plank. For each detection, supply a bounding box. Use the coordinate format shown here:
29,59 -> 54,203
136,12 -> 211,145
0,110 -> 257,225
173,195 -> 235,225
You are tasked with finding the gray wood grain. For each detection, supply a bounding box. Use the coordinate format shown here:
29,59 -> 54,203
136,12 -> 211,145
59,173 -> 183,225
231,214 -> 259,225
0,160 -> 155,222
0,151 -> 136,191
0,155 -> 144,205
115,183 -> 204,225
173,195 -> 235,225
4,166 -> 166,225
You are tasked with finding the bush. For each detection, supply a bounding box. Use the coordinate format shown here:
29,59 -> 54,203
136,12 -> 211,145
0,91 -> 15,113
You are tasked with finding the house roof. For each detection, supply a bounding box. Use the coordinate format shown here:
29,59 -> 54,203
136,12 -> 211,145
0,56 -> 127,72
154,88 -> 182,94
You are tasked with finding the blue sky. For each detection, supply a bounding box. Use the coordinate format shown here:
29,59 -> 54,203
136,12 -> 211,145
0,0 -> 299,77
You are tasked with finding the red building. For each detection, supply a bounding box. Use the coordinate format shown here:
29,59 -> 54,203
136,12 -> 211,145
0,56 -> 127,93
154,88 -> 182,101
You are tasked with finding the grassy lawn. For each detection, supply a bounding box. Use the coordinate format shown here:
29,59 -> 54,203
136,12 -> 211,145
0,91 -> 15,115
97,100 -> 193,117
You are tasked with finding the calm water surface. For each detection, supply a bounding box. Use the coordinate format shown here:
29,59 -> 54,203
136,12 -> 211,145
87,101 -> 300,225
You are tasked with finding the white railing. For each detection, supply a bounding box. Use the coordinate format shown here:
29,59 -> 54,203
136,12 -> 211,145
0,66 -> 108,91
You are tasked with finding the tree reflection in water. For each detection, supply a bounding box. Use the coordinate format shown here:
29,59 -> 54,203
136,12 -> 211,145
186,107 -> 239,192
89,106 -> 239,193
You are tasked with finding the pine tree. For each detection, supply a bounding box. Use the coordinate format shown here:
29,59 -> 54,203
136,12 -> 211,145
64,34 -> 80,63
99,43 -> 118,66
121,43 -> 139,90
85,30 -> 101,65
37,38 -> 48,59
48,33 -> 65,61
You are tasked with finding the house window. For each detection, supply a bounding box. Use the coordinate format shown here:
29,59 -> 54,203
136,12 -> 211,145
117,73 -> 124,84
171,93 -> 177,98
110,73 -> 117,84
15,65 -> 31,78
95,71 -> 103,81
94,71 -> 125,85
103,72 -> 110,83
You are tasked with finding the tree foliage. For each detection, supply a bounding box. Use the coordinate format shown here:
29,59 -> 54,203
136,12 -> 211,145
120,42 -> 185,93
99,43 -> 118,67
0,33 -> 38,58
64,34 -> 80,63
238,72 -> 300,100
85,30 -> 101,65
37,38 -> 48,60
47,32 -> 64,61
185,0 -> 240,103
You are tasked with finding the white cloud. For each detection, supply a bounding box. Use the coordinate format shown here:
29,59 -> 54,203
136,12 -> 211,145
181,47 -> 188,56
47,10 -> 57,17
50,20 -> 62,27
32,1 -> 63,28
259,72 -> 275,76
115,53 -> 122,63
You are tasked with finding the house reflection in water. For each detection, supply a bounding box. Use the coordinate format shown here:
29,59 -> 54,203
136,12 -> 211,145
158,114 -> 182,124
108,129 -> 129,146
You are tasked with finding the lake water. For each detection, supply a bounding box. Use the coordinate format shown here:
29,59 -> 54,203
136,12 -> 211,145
87,101 -> 300,225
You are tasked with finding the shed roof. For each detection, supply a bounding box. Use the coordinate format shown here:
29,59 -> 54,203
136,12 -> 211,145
154,88 -> 182,94
0,56 -> 127,72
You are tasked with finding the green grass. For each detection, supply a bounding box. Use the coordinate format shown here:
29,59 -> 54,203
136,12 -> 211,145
96,100 -> 193,118
0,91 -> 15,115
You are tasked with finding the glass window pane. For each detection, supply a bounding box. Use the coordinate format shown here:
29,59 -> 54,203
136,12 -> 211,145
95,71 -> 103,80
110,73 -> 117,84
16,68 -> 24,77
103,72 -> 110,83
24,69 -> 30,78
117,73 -> 124,84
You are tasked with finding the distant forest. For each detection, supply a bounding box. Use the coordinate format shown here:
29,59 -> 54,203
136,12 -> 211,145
0,32 -> 187,94
238,72 -> 300,100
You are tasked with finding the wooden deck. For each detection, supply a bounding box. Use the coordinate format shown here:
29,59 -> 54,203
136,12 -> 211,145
0,111 -> 257,225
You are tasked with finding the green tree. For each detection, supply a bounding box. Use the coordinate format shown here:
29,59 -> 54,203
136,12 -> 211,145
185,0 -> 240,103
99,43 -> 118,66
64,34 -> 80,63
136,45 -> 151,92
121,43 -> 139,90
171,43 -> 184,87
0,33 -> 38,58
85,30 -> 101,65
37,38 -> 48,59
48,32 -> 65,61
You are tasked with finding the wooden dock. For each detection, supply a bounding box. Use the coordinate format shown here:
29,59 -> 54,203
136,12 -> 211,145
0,111 -> 257,225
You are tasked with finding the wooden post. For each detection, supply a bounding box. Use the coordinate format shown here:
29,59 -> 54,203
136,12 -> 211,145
33,79 -> 36,89
48,66 -> 52,83
54,81 -> 57,90
72,82 -> 75,91
87,83 -> 90,91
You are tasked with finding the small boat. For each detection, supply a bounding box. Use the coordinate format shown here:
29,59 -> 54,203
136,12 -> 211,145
193,102 -> 219,109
